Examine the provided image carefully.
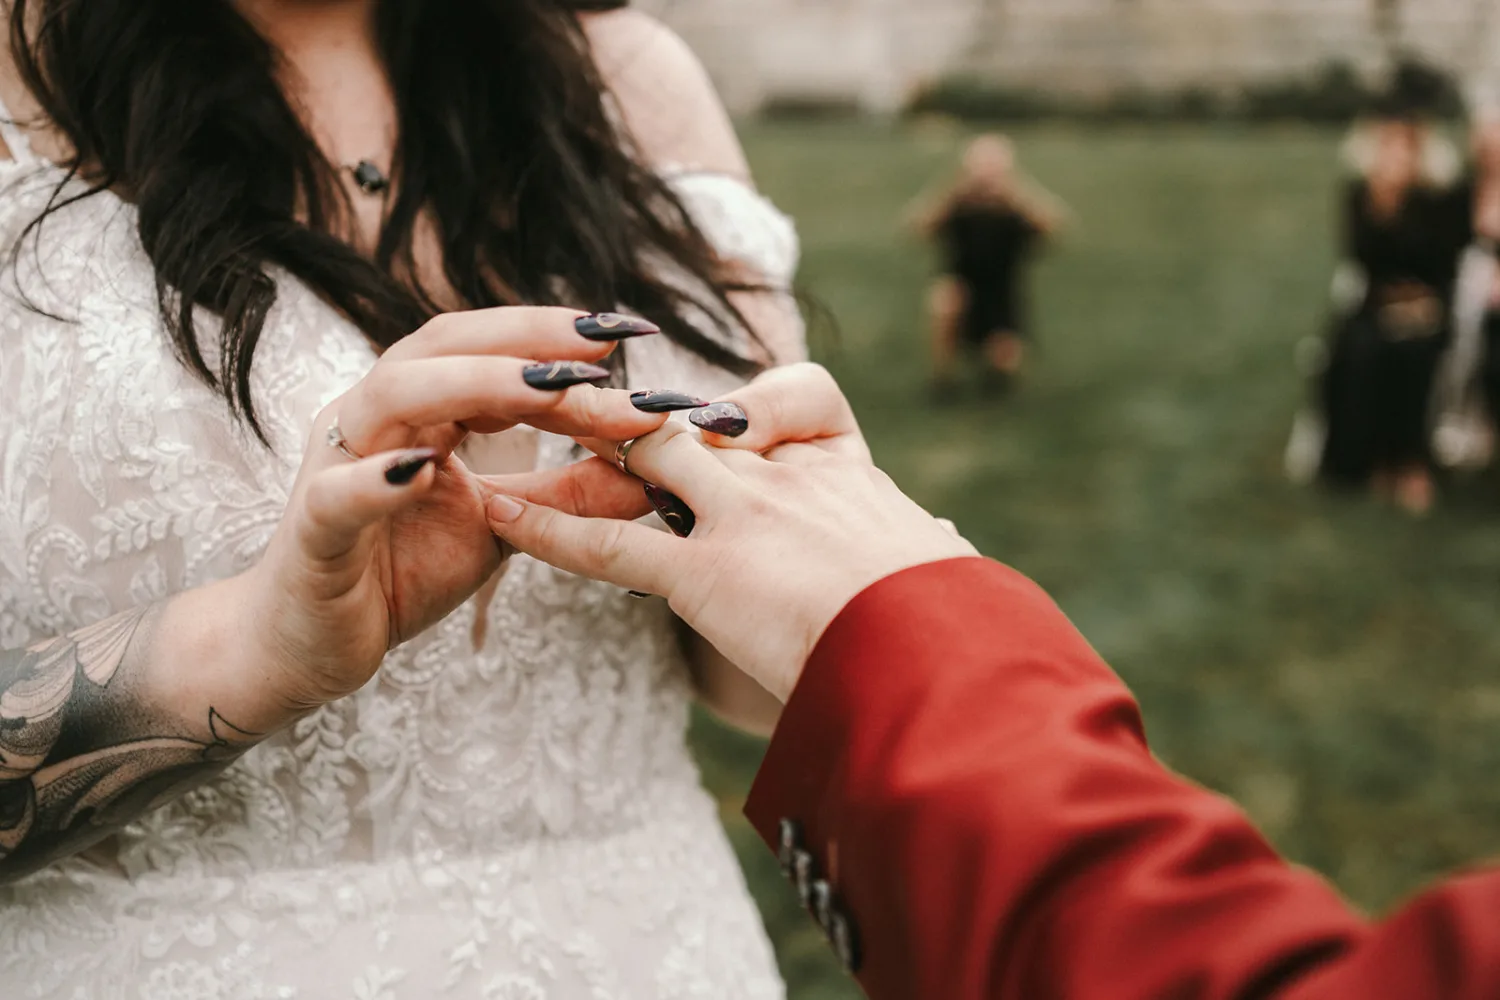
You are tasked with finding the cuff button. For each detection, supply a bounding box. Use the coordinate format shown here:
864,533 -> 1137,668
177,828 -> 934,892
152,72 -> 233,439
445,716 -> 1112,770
810,879 -> 835,931
830,909 -> 862,974
777,818 -> 803,877
791,849 -> 817,907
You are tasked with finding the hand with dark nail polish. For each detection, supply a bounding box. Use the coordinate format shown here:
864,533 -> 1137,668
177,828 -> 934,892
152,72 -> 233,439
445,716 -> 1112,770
630,389 -> 710,413
644,484 -> 695,537
575,313 -> 661,341
484,361 -> 966,707
523,361 -> 612,390
385,450 -> 437,485
689,402 -> 749,438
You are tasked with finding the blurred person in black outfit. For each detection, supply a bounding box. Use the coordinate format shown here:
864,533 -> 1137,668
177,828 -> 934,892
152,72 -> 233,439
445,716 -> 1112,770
1467,119 -> 1500,432
1319,96 -> 1470,514
909,134 -> 1064,397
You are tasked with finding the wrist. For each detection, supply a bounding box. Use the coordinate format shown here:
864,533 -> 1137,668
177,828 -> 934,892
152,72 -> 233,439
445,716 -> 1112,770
149,575 -> 310,739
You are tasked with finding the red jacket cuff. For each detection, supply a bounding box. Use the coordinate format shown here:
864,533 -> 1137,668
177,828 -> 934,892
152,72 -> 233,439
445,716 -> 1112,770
744,557 -> 1083,865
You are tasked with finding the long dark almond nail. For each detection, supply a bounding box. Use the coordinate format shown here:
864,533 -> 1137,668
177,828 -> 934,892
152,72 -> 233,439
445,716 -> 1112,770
689,401 -> 749,438
631,389 -> 709,413
644,484 -> 695,537
575,312 -> 660,341
523,361 -> 612,390
385,449 -> 438,486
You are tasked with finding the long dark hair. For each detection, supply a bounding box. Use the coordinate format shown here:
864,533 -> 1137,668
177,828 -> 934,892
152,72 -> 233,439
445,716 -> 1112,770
9,0 -> 764,444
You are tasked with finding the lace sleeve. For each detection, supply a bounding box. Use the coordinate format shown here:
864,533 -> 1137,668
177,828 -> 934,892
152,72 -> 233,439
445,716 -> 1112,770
666,169 -> 801,289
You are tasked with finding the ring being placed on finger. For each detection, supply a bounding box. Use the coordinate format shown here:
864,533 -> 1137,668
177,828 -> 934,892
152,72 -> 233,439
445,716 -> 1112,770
325,417 -> 365,462
614,437 -> 640,477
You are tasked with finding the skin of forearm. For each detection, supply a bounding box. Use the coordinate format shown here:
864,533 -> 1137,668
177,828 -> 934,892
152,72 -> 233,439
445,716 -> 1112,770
683,625 -> 782,738
0,577 -> 292,883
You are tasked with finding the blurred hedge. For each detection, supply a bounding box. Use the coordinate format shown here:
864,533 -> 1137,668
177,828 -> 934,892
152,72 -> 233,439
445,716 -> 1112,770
899,60 -> 1466,126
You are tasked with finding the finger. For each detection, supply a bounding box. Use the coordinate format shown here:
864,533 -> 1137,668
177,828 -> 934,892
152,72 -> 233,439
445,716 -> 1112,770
478,458 -> 654,520
523,383 -> 675,441
688,362 -> 870,460
382,307 -> 660,364
486,494 -> 680,595
296,448 -> 440,564
339,357 -> 664,455
573,429 -> 766,496
602,424 -> 745,509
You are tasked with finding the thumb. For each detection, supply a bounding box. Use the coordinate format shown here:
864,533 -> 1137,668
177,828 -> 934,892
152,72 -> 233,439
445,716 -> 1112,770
295,448 -> 439,563
486,494 -> 678,595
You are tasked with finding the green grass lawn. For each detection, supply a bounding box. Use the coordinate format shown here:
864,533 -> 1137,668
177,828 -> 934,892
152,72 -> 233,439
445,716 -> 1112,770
688,120 -> 1500,998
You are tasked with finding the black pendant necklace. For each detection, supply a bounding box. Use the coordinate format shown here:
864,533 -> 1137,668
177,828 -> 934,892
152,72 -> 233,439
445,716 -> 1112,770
345,159 -> 390,196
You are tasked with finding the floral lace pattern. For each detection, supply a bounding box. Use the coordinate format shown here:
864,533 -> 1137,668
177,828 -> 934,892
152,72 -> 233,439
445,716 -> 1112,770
0,161 -> 801,998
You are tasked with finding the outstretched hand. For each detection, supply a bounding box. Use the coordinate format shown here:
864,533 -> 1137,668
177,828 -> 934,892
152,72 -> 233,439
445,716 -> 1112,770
482,364 -> 977,701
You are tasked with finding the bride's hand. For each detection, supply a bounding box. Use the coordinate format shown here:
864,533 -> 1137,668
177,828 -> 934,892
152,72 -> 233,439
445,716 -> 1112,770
483,365 -> 977,701
240,307 -> 669,715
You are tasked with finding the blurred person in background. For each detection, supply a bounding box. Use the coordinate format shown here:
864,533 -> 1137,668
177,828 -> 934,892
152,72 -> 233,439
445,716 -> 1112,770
1429,113 -> 1500,473
1317,89 -> 1469,515
0,0 -> 808,995
907,134 -> 1065,399
1465,116 -> 1500,442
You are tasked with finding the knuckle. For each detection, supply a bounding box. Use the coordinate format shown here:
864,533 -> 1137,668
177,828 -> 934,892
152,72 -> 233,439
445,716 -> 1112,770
758,459 -> 800,490
657,426 -> 698,458
740,489 -> 779,520
411,311 -> 463,349
561,466 -> 594,517
638,421 -> 687,456
529,507 -> 566,554
798,360 -> 834,388
802,362 -> 849,411
356,361 -> 395,409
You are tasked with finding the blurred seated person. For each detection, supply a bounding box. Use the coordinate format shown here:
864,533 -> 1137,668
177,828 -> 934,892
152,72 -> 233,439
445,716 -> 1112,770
907,134 -> 1064,397
1319,98 -> 1470,515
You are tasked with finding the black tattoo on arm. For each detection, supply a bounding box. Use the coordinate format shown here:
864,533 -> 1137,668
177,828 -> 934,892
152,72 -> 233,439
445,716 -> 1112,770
0,604 -> 259,883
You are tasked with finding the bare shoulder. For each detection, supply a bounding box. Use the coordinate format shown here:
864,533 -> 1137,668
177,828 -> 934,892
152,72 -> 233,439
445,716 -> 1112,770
579,8 -> 749,179
0,32 -> 19,161
0,24 -> 52,163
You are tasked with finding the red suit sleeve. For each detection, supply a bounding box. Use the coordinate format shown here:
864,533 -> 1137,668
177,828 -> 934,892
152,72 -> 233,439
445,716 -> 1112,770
745,558 -> 1500,999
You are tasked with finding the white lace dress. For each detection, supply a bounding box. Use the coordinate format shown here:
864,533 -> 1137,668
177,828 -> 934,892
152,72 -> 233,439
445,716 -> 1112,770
0,123 -> 800,998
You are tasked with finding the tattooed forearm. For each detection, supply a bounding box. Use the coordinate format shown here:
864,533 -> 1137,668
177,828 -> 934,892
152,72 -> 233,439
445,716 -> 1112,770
0,603 -> 259,882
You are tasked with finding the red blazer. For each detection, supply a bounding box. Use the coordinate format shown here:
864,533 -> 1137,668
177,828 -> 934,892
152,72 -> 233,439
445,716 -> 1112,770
745,558 -> 1500,999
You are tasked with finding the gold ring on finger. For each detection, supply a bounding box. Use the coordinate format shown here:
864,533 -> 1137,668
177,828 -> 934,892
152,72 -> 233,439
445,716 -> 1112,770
614,437 -> 640,477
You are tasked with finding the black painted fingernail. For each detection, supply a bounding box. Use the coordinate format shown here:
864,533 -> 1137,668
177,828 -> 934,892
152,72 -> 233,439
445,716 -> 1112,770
523,361 -> 612,390
689,401 -> 749,438
630,389 -> 710,413
644,484 -> 695,537
385,449 -> 437,485
575,312 -> 660,341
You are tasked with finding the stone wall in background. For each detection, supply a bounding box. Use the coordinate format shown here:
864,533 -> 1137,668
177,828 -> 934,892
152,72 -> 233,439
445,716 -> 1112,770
637,0 -> 1500,114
